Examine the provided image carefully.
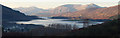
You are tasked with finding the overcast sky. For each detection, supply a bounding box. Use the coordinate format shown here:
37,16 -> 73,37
0,0 -> 120,9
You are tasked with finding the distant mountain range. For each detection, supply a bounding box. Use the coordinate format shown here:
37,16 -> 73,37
14,7 -> 49,15
14,3 -> 103,17
14,3 -> 119,19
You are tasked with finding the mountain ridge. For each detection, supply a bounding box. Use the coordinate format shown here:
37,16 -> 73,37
14,3 -> 103,17
54,5 -> 119,19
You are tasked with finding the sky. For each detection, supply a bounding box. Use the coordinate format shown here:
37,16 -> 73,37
0,0 -> 120,9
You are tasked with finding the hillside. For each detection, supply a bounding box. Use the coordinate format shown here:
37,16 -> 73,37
1,4 -> 40,21
54,19 -> 119,37
1,4 -> 45,36
109,15 -> 120,20
54,5 -> 120,19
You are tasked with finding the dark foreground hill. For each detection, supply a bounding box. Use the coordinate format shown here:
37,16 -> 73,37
2,19 -> 119,38
0,4 -> 40,21
54,19 -> 119,37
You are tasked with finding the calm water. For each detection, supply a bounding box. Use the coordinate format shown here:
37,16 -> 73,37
16,18 -> 103,28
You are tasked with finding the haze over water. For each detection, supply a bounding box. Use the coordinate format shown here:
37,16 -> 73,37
16,18 -> 103,28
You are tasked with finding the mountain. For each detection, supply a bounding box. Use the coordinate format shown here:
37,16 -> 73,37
1,4 -> 40,21
54,5 -> 119,19
14,3 -> 103,17
74,3 -> 102,10
49,4 -> 78,14
49,4 -> 102,14
14,7 -> 49,15
109,5 -> 120,20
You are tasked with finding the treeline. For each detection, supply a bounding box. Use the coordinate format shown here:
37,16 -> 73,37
54,19 -> 119,37
2,19 -> 119,37
48,23 -> 79,30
